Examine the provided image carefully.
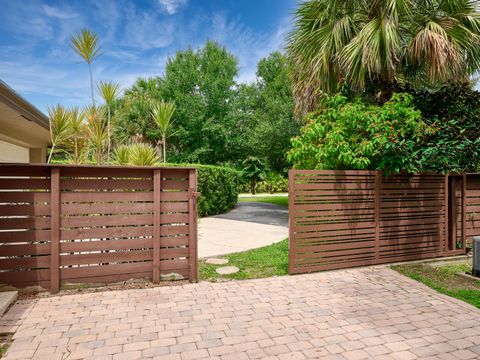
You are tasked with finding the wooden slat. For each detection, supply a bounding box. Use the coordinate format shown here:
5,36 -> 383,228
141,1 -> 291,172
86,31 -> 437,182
0,178 -> 50,189
61,202 -> 154,215
0,229 -> 51,243
60,238 -> 153,253
60,226 -> 153,240
61,214 -> 154,228
0,204 -> 50,216
61,178 -> 152,190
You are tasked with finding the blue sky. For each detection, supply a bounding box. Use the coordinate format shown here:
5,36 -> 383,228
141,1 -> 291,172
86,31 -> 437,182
0,0 -> 296,112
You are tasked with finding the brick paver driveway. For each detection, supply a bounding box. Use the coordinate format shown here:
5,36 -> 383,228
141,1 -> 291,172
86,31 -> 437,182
2,267 -> 480,360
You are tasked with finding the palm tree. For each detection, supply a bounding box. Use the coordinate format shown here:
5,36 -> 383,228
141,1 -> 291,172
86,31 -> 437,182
151,100 -> 176,164
68,107 -> 85,164
70,28 -> 102,106
286,0 -> 480,114
47,105 -> 71,163
97,81 -> 120,160
242,156 -> 267,195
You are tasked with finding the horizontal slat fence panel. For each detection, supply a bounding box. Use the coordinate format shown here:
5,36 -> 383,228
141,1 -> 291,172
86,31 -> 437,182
0,164 -> 198,292
466,174 -> 480,247
289,170 -> 462,274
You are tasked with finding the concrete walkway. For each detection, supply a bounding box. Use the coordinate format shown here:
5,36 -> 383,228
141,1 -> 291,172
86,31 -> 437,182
198,202 -> 288,258
2,267 -> 480,359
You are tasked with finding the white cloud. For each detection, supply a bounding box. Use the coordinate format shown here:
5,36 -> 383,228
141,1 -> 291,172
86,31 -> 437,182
43,4 -> 79,20
157,0 -> 188,15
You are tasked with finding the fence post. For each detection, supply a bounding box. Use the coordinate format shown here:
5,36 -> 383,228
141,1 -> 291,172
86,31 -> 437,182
50,167 -> 60,294
374,171 -> 381,261
288,170 -> 295,274
462,174 -> 467,253
443,175 -> 449,255
188,169 -> 199,282
153,169 -> 161,283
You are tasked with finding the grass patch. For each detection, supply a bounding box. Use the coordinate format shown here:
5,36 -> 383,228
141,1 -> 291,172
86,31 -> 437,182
200,239 -> 289,281
392,261 -> 480,309
238,195 -> 288,207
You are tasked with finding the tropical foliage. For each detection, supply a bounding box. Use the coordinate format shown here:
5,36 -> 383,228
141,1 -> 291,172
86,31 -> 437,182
69,28 -> 102,106
151,100 -> 176,164
242,156 -> 268,194
286,0 -> 480,114
288,93 -> 426,172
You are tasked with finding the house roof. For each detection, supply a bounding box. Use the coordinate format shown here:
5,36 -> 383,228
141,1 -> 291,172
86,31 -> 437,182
0,79 -> 49,130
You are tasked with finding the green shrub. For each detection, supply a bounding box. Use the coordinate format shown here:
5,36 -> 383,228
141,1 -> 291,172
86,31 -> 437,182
239,173 -> 288,194
287,93 -> 426,173
193,164 -> 241,217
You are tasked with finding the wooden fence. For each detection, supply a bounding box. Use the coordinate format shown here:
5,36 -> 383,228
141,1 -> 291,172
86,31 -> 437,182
466,174 -> 480,246
289,170 -> 465,274
0,164 -> 198,293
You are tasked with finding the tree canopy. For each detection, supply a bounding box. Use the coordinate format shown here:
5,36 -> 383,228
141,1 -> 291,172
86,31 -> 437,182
286,0 -> 480,114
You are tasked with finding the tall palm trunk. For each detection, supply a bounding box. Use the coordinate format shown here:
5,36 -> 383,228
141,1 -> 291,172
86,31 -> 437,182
88,62 -> 95,107
163,134 -> 167,164
107,106 -> 111,161
47,144 -> 55,164
74,135 -> 78,164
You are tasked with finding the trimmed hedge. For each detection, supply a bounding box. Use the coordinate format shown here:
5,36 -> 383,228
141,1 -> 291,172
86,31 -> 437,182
193,164 -> 241,217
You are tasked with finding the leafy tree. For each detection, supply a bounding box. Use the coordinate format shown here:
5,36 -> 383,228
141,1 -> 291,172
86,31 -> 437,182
151,100 -> 176,164
47,105 -> 71,163
242,156 -> 268,194
249,52 -> 299,173
409,84 -> 480,172
69,28 -> 102,106
286,0 -> 480,114
160,41 -> 238,164
287,93 -> 426,172
97,81 -> 121,160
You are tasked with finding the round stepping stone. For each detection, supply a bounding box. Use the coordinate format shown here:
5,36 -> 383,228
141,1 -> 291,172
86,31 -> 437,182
215,266 -> 239,275
205,258 -> 229,265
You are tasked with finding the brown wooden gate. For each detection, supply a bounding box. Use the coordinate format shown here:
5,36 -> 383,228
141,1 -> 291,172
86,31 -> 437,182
0,163 -> 199,293
289,170 -> 465,274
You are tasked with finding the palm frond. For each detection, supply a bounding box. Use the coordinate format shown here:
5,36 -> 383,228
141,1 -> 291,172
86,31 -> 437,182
69,28 -> 102,63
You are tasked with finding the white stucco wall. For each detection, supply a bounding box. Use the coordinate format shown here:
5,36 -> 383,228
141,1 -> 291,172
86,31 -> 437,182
0,140 -> 29,163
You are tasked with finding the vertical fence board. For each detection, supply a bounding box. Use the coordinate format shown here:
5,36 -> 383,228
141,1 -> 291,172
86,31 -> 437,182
50,167 -> 60,293
288,170 -> 296,274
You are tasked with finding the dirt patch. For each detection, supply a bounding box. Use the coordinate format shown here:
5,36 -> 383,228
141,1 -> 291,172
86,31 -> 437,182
0,333 -> 13,358
14,278 -> 189,300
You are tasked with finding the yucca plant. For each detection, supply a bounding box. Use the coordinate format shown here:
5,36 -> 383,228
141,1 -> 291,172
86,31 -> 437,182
128,143 -> 159,166
151,100 -> 176,164
70,28 -> 102,106
97,80 -> 121,160
85,105 -> 107,165
68,106 -> 85,164
286,0 -> 480,114
47,105 -> 71,163
112,144 -> 131,165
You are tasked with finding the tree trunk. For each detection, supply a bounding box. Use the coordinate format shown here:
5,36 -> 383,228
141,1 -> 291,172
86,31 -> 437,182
107,106 -> 111,162
47,143 -> 55,164
163,134 -> 167,165
74,135 -> 78,164
251,177 -> 257,195
88,62 -> 95,107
